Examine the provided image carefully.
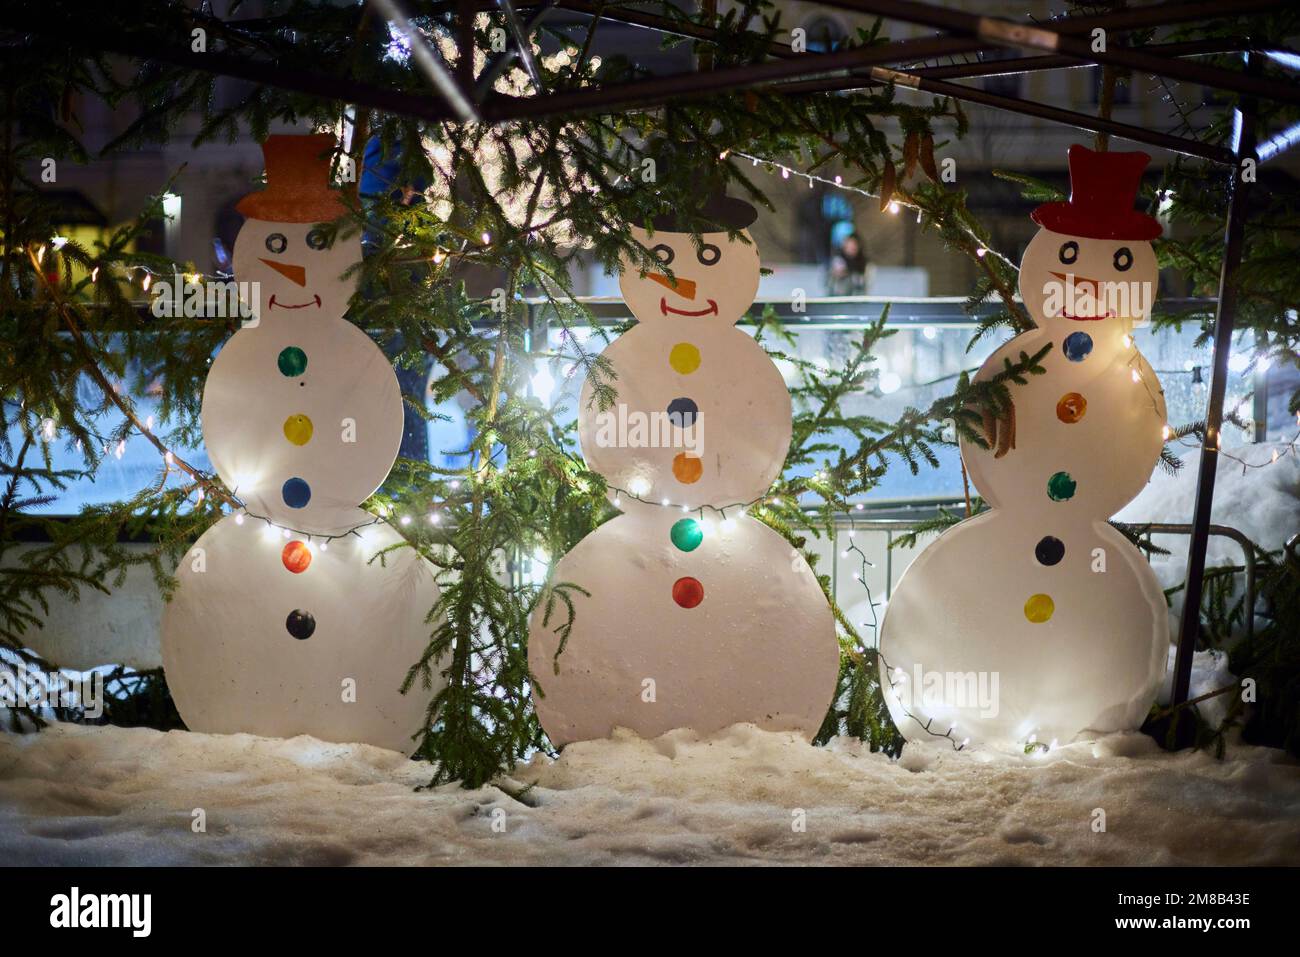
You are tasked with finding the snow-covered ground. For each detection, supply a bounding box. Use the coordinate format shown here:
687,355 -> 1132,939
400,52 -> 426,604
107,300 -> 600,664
2,441 -> 1296,867
2,716 -> 1297,866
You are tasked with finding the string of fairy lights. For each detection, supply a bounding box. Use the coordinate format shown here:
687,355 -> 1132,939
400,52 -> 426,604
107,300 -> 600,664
27,199 -> 1300,551
838,525 -> 969,751
724,149 -> 1018,271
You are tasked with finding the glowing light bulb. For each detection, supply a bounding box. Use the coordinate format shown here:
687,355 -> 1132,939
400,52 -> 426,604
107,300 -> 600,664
976,246 -> 987,258
661,498 -> 670,507
1130,369 -> 1141,382
612,496 -> 622,508
400,514 -> 411,526
887,201 -> 900,214
628,476 -> 651,497
41,417 -> 55,439
282,528 -> 291,539
429,512 -> 441,524
721,517 -> 736,533
320,542 -> 328,551
530,365 -> 556,402
235,513 -> 245,525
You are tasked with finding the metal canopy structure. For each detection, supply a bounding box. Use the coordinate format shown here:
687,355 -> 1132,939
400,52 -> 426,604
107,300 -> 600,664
15,0 -> 1300,720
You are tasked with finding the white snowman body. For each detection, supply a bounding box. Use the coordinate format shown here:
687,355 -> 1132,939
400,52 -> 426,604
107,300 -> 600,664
529,509 -> 837,745
880,155 -> 1170,748
529,223 -> 839,744
162,512 -> 439,753
162,134 -> 444,754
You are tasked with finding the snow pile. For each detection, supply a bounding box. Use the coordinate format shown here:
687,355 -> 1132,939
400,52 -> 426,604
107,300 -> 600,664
2,719 -> 1297,865
1118,440 -> 1300,579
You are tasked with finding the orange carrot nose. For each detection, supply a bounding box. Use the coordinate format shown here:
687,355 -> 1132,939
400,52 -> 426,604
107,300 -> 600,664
1051,270 -> 1100,297
260,259 -> 307,287
648,272 -> 696,300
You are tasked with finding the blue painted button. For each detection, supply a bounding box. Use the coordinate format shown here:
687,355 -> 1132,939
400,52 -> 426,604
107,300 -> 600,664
282,477 -> 311,508
1063,331 -> 1093,362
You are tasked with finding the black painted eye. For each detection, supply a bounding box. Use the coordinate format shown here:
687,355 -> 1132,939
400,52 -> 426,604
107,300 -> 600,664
1058,241 -> 1079,265
1113,246 -> 1133,272
306,228 -> 331,251
265,233 -> 288,254
697,243 -> 721,266
651,243 -> 674,267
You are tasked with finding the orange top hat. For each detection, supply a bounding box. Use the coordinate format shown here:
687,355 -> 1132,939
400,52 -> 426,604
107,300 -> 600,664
235,133 -> 350,223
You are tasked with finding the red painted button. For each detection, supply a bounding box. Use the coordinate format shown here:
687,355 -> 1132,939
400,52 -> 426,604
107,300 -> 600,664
672,576 -> 704,608
281,540 -> 312,574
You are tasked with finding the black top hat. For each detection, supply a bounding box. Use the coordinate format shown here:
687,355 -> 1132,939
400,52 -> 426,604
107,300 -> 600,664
639,136 -> 758,232
651,192 -> 758,232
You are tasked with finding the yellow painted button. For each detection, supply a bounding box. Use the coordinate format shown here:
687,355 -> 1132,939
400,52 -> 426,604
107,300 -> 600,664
283,413 -> 314,446
1024,593 -> 1055,623
669,342 -> 701,375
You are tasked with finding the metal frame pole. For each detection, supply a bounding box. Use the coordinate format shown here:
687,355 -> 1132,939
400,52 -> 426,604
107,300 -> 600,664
809,0 -> 1300,106
1171,52 -> 1260,707
776,69 -> 1235,164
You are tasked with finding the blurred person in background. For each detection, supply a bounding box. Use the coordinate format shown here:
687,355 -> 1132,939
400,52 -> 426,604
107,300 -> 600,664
826,225 -> 868,295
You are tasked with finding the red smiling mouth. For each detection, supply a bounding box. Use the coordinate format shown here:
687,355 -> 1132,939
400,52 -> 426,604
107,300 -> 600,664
1061,311 -> 1114,321
660,297 -> 719,317
269,294 -> 322,310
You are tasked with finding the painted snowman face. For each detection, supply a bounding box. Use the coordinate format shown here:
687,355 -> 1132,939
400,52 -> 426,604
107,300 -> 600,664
1019,227 -> 1157,330
620,226 -> 760,324
232,219 -> 362,321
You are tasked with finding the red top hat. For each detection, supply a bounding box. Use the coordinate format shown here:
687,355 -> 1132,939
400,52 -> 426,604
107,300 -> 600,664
235,133 -> 350,223
1031,144 -> 1162,241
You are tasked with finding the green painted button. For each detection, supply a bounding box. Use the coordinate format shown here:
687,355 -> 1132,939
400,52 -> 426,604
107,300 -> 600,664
1047,471 -> 1077,502
277,346 -> 308,377
670,518 -> 703,552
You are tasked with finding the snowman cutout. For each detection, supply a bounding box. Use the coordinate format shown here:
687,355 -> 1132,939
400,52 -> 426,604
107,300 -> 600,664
528,193 -> 840,746
162,134 -> 444,755
879,145 -> 1168,748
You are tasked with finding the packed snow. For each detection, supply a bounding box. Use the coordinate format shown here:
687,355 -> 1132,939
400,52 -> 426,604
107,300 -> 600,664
2,711 -> 1297,866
